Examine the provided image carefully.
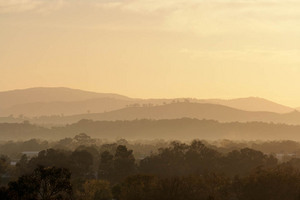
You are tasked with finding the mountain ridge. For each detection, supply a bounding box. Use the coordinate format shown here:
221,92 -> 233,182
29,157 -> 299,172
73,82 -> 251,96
3,102 -> 300,126
0,87 -> 130,110
0,87 -> 296,117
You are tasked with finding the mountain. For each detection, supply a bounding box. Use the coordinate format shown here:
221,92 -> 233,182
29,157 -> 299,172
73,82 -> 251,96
2,98 -> 134,117
14,102 -> 300,125
0,87 -> 130,111
66,102 -> 298,124
199,97 -> 294,113
0,87 -> 295,117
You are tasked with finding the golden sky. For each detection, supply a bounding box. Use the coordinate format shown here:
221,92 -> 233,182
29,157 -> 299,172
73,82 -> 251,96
1,0 -> 300,106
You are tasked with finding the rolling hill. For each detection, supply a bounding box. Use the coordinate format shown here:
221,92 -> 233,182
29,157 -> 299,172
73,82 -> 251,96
13,102 -> 300,125
0,87 -> 296,117
197,97 -> 294,113
0,87 -> 130,110
1,98 -> 134,117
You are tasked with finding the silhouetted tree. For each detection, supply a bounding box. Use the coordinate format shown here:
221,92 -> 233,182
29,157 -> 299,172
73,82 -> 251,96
113,145 -> 136,182
8,166 -> 72,200
99,151 -> 114,180
0,155 -> 10,176
120,175 -> 158,200
221,148 -> 277,177
234,165 -> 300,200
71,150 -> 93,178
80,179 -> 112,200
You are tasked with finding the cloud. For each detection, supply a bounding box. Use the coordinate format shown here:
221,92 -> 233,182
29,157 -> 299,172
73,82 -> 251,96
0,0 -> 41,13
2,0 -> 300,37
93,0 -> 300,35
180,48 -> 300,64
0,0 -> 67,14
162,0 -> 300,34
96,0 -> 300,13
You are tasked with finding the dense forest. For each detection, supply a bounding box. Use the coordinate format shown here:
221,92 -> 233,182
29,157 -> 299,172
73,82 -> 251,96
1,134 -> 300,199
2,133 -> 300,160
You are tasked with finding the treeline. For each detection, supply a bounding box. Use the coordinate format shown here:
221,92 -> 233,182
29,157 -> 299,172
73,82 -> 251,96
3,166 -> 300,200
4,118 -> 300,140
0,133 -> 168,160
2,140 -> 300,199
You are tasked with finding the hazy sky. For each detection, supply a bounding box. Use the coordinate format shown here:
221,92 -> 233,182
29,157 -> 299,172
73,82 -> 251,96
1,0 -> 300,106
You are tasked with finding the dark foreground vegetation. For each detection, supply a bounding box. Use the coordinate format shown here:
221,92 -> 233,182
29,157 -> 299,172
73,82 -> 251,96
2,135 -> 300,199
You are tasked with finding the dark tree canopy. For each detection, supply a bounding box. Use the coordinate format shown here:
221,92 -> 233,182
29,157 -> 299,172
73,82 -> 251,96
7,166 -> 72,200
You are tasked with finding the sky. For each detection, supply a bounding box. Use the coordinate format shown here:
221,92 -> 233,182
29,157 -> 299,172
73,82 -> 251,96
1,0 -> 300,107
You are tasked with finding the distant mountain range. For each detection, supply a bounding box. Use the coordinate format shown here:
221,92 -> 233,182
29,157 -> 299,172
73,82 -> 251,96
5,102 -> 297,125
2,88 -> 300,141
197,97 -> 293,113
0,87 -> 296,118
0,87 -> 130,110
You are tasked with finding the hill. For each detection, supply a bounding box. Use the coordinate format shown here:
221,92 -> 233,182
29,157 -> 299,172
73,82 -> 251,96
1,98 -> 134,117
2,118 -> 300,141
198,97 -> 293,113
0,87 -> 130,110
10,102 -> 300,125
0,87 -> 295,117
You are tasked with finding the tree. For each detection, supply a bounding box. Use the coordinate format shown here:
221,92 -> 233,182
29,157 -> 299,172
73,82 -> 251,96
234,165 -> 300,200
76,146 -> 100,178
0,155 -> 10,176
113,145 -> 136,182
71,150 -> 93,178
15,154 -> 29,177
0,186 -> 9,199
74,133 -> 95,146
8,174 -> 39,200
221,148 -> 277,177
8,166 -> 72,200
99,151 -> 114,180
185,140 -> 221,174
81,180 -> 112,200
120,175 -> 158,200
139,141 -> 221,176
27,149 -> 71,174
34,166 -> 72,200
99,145 -> 136,182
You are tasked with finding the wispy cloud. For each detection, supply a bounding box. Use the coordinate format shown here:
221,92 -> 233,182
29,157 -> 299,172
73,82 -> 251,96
0,0 -> 67,14
93,0 -> 300,35
180,48 -> 300,65
96,0 -> 300,13
2,0 -> 300,36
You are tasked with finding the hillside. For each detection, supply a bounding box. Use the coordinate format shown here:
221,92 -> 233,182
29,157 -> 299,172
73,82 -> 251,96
0,87 -> 130,110
2,98 -> 133,117
0,87 -> 296,117
199,97 -> 294,113
11,102 -> 300,125
2,119 -> 300,141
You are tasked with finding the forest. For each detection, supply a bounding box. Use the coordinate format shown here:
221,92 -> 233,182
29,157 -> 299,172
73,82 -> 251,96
1,134 -> 300,199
